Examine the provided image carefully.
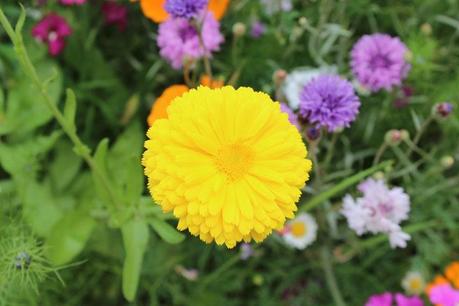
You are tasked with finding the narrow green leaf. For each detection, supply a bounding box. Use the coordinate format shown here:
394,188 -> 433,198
299,160 -> 393,212
121,220 -> 149,302
64,88 -> 77,132
0,86 -> 4,113
149,217 -> 185,244
14,5 -> 26,35
46,211 -> 95,265
92,138 -> 112,205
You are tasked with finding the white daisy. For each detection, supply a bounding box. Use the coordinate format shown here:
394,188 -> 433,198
401,271 -> 425,295
282,213 -> 318,249
283,66 -> 336,110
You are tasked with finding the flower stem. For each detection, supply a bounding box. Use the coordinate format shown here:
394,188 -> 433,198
321,246 -> 347,306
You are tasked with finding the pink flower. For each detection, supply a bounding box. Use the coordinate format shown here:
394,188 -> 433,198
365,293 -> 424,306
341,179 -> 411,248
32,14 -> 72,56
59,0 -> 86,5
102,1 -> 128,31
365,293 -> 393,306
157,13 -> 224,69
429,284 -> 459,306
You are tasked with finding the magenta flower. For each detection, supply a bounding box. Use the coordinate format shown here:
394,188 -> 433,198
157,13 -> 224,69
365,293 -> 393,306
429,284 -> 459,306
351,33 -> 410,92
102,1 -> 128,32
32,14 -> 72,56
280,103 -> 300,131
365,293 -> 423,306
59,0 -> 86,5
299,74 -> 360,132
341,179 -> 411,248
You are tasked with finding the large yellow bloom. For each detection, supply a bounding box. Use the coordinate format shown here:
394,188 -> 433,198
142,86 -> 312,248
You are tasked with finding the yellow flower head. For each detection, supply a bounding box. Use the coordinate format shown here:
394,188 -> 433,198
142,86 -> 312,248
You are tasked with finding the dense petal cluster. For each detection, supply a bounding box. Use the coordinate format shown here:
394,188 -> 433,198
32,13 -> 72,56
299,74 -> 360,132
142,86 -> 312,248
341,179 -> 411,248
351,33 -> 410,92
165,0 -> 208,19
157,13 -> 224,69
102,1 -> 128,31
365,293 -> 423,306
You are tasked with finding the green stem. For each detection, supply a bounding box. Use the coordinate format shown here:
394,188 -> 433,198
0,8 -> 122,210
373,142 -> 388,166
199,255 -> 239,288
321,246 -> 347,306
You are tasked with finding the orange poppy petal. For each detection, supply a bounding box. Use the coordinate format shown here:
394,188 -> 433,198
208,0 -> 230,20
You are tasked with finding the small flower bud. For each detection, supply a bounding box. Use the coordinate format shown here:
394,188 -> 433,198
373,171 -> 385,180
232,22 -> 246,37
404,50 -> 413,63
306,127 -> 320,141
420,23 -> 432,36
400,129 -> 410,141
252,274 -> 264,286
273,69 -> 287,86
433,102 -> 454,118
385,129 -> 403,146
441,156 -> 454,169
298,17 -> 308,27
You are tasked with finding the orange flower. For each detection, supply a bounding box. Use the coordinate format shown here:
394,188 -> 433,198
140,0 -> 229,23
200,74 -> 224,88
147,85 -> 188,126
207,0 -> 230,20
445,261 -> 459,288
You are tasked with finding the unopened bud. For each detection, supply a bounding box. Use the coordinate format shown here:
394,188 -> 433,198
420,23 -> 432,36
433,102 -> 453,118
441,156 -> 454,169
373,171 -> 385,180
273,69 -> 287,86
404,50 -> 413,63
232,22 -> 246,37
252,274 -> 264,286
385,129 -> 403,145
306,127 -> 320,141
298,17 -> 308,27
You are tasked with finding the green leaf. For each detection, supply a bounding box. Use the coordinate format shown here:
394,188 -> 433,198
121,220 -> 149,302
46,210 -> 96,265
64,88 -> 77,132
92,138 -> 114,206
50,140 -> 82,192
14,4 -> 26,35
0,86 -> 4,114
149,217 -> 185,244
299,160 -> 394,212
22,181 -> 63,238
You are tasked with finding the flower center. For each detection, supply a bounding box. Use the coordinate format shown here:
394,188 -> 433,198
178,24 -> 197,41
409,278 -> 422,290
214,144 -> 253,181
48,31 -> 58,42
290,222 -> 307,238
369,54 -> 391,69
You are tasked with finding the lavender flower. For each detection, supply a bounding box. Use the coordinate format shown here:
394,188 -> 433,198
239,243 -> 254,260
341,179 -> 411,248
280,103 -> 300,131
299,74 -> 360,132
157,14 -> 224,69
351,33 -> 411,92
250,21 -> 266,38
165,0 -> 208,19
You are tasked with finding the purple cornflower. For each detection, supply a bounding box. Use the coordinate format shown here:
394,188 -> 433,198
165,0 -> 208,19
365,293 -> 423,306
341,179 -> 411,248
250,21 -> 266,38
32,14 -> 72,56
299,74 -> 360,132
102,1 -> 128,32
157,14 -> 224,69
280,103 -> 300,131
351,33 -> 411,92
59,0 -> 85,5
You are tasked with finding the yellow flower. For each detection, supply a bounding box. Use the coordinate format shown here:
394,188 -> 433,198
401,271 -> 425,295
142,86 -> 312,248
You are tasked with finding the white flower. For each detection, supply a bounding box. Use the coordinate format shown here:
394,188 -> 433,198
283,66 -> 336,109
341,179 -> 411,249
282,213 -> 318,249
401,271 -> 425,295
260,0 -> 292,15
